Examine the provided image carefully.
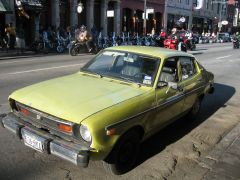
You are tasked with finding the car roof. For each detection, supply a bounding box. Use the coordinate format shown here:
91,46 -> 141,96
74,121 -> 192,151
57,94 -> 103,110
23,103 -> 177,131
106,46 -> 194,60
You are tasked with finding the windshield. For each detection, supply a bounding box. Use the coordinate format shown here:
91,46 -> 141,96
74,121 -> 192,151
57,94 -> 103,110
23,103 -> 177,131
81,50 -> 160,86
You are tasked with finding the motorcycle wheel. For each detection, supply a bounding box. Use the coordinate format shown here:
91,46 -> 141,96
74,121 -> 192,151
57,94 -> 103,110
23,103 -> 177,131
57,45 -> 64,53
191,44 -> 196,51
36,42 -> 44,53
70,46 -> 78,56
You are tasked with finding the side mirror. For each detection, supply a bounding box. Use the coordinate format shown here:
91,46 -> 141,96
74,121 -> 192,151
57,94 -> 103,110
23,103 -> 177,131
157,81 -> 168,89
166,82 -> 183,93
168,82 -> 178,90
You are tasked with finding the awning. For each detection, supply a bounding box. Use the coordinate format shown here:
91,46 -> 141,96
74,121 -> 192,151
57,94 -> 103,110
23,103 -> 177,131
0,0 -> 13,13
19,0 -> 43,10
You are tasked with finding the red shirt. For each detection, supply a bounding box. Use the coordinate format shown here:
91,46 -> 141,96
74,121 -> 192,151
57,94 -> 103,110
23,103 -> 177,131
160,32 -> 167,38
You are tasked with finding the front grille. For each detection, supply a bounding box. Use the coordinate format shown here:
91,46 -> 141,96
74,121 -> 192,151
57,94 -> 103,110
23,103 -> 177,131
16,102 -> 73,134
13,102 -> 91,147
13,102 -> 83,144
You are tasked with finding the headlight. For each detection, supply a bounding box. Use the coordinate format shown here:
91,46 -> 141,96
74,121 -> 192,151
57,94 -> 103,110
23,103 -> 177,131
80,125 -> 92,142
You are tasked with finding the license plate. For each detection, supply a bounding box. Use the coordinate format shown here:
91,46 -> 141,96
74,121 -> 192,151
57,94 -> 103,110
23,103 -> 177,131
22,130 -> 44,152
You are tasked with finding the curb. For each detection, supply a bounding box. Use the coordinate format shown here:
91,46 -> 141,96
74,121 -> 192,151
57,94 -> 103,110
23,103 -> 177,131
194,121 -> 240,179
203,122 -> 240,165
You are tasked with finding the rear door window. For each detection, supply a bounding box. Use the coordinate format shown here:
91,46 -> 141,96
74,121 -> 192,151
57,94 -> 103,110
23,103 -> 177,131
179,57 -> 196,80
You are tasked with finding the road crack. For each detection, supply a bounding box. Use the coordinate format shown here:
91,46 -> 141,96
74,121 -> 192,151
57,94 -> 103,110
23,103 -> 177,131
192,143 -> 201,157
60,168 -> 72,180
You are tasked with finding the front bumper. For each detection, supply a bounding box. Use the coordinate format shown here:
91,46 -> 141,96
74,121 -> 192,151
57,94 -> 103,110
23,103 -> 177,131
0,113 -> 90,168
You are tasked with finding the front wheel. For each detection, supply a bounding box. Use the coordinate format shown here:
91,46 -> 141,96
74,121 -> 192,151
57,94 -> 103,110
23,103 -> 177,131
69,46 -> 78,56
103,130 -> 140,175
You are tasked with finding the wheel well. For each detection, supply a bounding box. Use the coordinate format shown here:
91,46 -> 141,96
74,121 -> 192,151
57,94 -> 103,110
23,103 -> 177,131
125,125 -> 145,140
199,94 -> 204,101
105,125 -> 144,163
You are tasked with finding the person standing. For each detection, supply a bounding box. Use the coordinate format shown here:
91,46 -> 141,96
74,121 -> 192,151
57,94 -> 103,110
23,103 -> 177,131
160,29 -> 167,39
151,28 -> 155,37
5,23 -> 16,49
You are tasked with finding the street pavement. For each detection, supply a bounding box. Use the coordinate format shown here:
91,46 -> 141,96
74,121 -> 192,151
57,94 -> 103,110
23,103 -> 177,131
0,43 -> 240,180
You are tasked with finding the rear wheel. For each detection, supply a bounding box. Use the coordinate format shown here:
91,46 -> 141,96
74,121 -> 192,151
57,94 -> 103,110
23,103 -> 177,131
186,97 -> 202,120
70,46 -> 78,56
191,44 -> 196,51
57,45 -> 64,53
103,130 -> 140,175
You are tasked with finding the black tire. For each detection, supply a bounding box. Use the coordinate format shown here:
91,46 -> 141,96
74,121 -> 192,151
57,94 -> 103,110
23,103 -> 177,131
70,46 -> 78,56
191,44 -> 196,51
103,130 -> 140,175
186,97 -> 202,120
36,42 -> 44,53
56,45 -> 64,53
92,46 -> 99,54
43,47 -> 49,54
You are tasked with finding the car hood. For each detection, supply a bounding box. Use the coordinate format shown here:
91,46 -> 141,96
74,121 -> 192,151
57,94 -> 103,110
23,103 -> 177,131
10,72 -> 146,124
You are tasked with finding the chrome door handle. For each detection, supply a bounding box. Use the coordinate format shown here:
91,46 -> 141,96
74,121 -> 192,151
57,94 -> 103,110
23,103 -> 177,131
177,86 -> 184,92
197,78 -> 203,82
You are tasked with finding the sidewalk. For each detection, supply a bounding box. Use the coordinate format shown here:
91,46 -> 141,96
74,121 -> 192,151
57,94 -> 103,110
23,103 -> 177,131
0,49 -> 36,60
185,122 -> 240,180
202,122 -> 240,179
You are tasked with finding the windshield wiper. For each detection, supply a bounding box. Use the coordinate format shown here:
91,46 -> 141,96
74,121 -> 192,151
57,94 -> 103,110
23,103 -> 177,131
119,76 -> 141,87
80,70 -> 103,78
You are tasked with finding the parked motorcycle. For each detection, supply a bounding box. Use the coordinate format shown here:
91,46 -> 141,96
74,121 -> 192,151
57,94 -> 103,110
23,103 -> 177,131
56,33 -> 71,53
164,36 -> 178,50
184,38 -> 196,51
164,36 -> 187,52
69,40 -> 99,56
177,38 -> 187,52
233,38 -> 239,49
155,36 -> 165,47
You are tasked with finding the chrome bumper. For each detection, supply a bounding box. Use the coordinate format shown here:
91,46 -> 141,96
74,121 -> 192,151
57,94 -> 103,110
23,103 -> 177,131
1,113 -> 90,168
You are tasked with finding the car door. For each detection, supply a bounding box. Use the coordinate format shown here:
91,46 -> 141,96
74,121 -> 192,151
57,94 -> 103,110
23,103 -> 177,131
149,57 -> 185,131
178,56 -> 203,112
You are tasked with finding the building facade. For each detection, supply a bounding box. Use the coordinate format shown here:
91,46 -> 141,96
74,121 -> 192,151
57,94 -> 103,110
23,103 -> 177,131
164,0 -> 193,33
192,0 -> 228,34
2,0 -> 121,46
42,0 -> 121,37
227,0 -> 240,33
121,0 -> 165,34
1,0 -> 239,47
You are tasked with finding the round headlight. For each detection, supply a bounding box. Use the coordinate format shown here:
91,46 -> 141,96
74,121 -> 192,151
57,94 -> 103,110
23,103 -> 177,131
80,125 -> 92,142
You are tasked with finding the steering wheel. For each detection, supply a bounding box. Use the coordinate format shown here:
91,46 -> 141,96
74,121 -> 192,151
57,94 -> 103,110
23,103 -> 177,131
133,72 -> 149,78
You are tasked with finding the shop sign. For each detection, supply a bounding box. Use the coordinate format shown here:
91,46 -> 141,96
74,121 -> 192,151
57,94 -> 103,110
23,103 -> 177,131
107,10 -> 114,17
179,17 -> 186,23
221,20 -> 228,25
142,13 -> 149,20
146,8 -> 154,14
194,0 -> 204,10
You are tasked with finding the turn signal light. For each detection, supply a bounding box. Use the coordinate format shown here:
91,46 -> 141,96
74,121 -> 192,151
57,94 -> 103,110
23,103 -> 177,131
58,124 -> 72,133
106,128 -> 116,136
20,107 -> 29,116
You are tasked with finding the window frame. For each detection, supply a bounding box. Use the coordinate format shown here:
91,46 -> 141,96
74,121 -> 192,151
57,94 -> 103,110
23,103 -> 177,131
158,56 -> 180,83
178,56 -> 197,81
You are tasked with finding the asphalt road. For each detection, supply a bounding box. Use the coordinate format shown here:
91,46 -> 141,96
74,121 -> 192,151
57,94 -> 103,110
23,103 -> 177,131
0,43 -> 239,180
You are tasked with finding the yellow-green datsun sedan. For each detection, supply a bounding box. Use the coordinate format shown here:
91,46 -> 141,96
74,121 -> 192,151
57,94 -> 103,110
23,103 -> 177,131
1,46 -> 214,175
